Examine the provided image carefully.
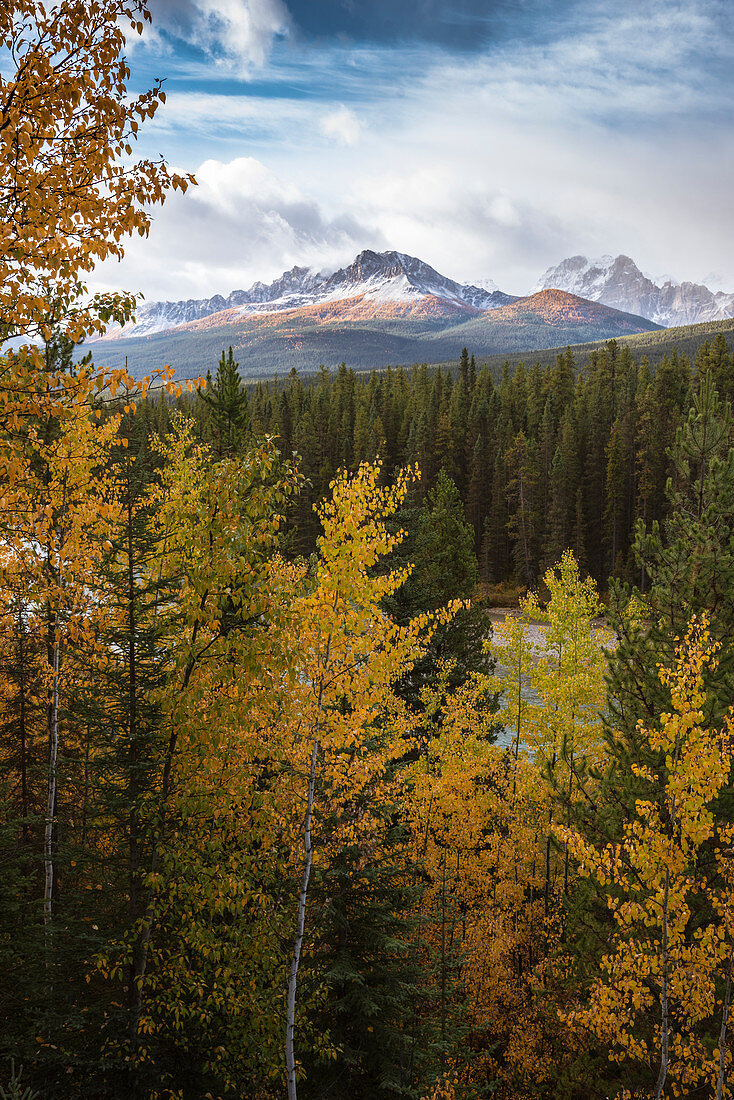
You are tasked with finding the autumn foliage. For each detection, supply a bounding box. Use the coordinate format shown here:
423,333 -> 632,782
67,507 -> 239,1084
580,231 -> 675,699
2,3 -> 734,1099
0,0 -> 193,347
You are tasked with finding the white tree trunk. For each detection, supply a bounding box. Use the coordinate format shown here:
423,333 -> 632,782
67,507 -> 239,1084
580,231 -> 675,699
43,630 -> 61,925
716,957 -> 733,1100
286,735 -> 319,1100
654,866 -> 670,1099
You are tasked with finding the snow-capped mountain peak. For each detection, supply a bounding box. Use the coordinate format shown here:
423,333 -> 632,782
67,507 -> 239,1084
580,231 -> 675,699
312,250 -> 510,311
100,250 -> 515,339
534,254 -> 642,298
536,254 -> 734,327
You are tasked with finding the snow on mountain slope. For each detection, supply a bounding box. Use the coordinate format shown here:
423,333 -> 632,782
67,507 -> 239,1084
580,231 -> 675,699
536,255 -> 734,327
311,251 -> 510,312
180,291 -> 478,333
95,248 -> 734,344
97,250 -> 516,340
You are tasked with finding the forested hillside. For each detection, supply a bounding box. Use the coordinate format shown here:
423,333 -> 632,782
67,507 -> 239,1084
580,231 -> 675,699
470,314 -> 734,377
145,333 -> 734,592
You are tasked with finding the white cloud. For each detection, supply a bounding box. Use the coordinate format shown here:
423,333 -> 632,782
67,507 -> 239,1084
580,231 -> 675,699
98,0 -> 734,300
88,156 -> 383,301
192,155 -> 300,215
320,106 -> 362,146
148,0 -> 291,74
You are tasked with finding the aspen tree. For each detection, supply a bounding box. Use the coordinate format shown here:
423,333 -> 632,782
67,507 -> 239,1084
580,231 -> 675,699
282,461 -> 454,1100
465,552 -> 610,1094
0,1 -> 197,494
563,618 -> 734,1097
0,0 -> 193,350
93,419 -> 301,1094
522,551 -> 610,911
0,404 -> 122,922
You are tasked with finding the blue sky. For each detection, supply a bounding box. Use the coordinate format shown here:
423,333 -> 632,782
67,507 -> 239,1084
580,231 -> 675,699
91,0 -> 734,301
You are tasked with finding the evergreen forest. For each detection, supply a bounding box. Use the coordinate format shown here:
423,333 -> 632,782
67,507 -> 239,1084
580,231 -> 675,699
158,334 -> 734,591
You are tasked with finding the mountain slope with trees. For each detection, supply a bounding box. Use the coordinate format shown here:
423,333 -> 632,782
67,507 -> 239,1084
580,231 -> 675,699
85,287 -> 659,378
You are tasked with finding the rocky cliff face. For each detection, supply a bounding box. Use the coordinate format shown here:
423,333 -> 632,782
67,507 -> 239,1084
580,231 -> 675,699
536,254 -> 734,327
99,250 -> 516,339
99,248 -> 734,342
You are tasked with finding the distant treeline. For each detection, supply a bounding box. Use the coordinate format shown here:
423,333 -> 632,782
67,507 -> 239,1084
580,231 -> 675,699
134,332 -> 734,590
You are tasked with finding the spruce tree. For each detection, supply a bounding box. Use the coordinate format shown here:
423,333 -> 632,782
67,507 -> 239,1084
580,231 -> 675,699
386,471 -> 492,710
505,430 -> 540,586
200,346 -> 248,456
608,370 -> 734,738
301,812 -> 442,1100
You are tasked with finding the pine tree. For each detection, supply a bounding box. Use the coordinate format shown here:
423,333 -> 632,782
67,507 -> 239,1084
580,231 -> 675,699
608,370 -> 734,739
387,471 -> 491,710
200,347 -> 248,456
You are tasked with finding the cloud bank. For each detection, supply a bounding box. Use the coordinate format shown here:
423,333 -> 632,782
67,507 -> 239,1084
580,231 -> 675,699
94,0 -> 734,300
91,157 -> 384,301
148,0 -> 291,73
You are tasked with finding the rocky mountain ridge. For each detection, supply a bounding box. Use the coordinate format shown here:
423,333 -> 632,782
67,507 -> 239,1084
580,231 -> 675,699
109,250 -> 516,340
96,249 -> 734,344
535,254 -> 734,327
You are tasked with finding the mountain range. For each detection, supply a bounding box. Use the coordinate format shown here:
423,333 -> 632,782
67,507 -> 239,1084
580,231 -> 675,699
535,254 -> 734,327
102,251 -> 516,340
85,250 -> 734,379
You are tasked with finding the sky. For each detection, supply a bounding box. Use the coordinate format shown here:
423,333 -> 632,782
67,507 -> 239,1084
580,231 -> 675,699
89,0 -> 734,302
